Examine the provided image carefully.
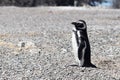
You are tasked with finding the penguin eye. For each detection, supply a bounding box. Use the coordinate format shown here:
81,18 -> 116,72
78,23 -> 84,27
76,23 -> 84,30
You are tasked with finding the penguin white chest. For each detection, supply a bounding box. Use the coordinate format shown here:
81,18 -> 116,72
72,31 -> 81,64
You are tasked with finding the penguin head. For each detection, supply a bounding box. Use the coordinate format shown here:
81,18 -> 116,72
72,20 -> 86,31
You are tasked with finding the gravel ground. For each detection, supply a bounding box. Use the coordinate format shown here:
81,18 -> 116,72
0,6 -> 120,80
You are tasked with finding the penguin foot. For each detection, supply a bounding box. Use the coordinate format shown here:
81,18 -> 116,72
81,63 -> 97,68
68,64 -> 79,67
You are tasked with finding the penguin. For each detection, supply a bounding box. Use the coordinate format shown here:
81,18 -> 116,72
71,20 -> 96,68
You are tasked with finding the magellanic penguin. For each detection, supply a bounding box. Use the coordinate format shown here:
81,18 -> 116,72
71,20 -> 96,68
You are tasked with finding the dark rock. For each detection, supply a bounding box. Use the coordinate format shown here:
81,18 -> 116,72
14,0 -> 35,7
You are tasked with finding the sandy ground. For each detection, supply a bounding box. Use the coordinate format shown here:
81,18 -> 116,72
0,6 -> 120,80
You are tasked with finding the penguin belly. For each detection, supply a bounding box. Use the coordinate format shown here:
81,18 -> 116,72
72,32 -> 81,65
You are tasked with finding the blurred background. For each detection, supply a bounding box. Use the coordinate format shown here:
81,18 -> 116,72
0,0 -> 120,8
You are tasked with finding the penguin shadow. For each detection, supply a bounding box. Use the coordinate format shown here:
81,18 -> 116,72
66,64 -> 98,68
68,64 -> 80,67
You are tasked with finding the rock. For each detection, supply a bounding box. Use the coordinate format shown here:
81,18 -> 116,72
17,41 -> 36,50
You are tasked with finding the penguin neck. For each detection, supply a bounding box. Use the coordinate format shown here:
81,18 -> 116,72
79,30 -> 89,41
